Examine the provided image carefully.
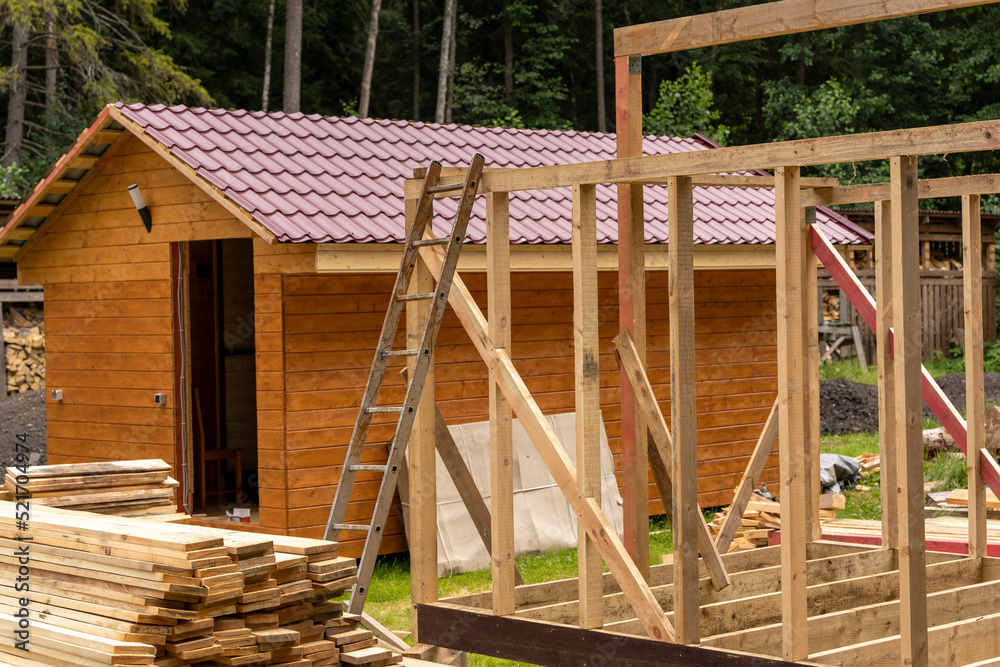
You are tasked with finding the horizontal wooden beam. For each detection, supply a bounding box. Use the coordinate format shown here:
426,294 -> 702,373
465,121 -> 999,194
695,556 -> 980,639
316,242 -> 783,273
810,603 -> 1000,665
705,574 -> 1000,658
514,547 -> 898,629
614,0 -> 996,57
802,173 -> 1000,207
416,602 -> 802,667
405,173 -> 838,198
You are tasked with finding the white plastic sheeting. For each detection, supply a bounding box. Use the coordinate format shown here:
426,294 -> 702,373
398,411 -> 623,577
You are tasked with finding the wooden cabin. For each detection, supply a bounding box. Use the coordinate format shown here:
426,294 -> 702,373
0,103 -> 869,556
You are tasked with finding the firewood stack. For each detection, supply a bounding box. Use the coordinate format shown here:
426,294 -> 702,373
3,305 -> 44,395
822,292 -> 840,322
0,502 -> 400,667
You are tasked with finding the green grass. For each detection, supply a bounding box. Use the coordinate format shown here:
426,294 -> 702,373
818,353 -> 969,386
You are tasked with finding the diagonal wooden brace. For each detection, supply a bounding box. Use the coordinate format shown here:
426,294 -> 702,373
811,226 -> 1000,502
417,242 -> 676,643
714,399 -> 779,554
613,330 -> 732,591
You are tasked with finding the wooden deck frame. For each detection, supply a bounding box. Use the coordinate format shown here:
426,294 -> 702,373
399,3 -> 1000,665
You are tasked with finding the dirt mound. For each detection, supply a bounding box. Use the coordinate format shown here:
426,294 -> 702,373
0,389 -> 46,475
820,372 -> 1000,435
820,379 -> 880,435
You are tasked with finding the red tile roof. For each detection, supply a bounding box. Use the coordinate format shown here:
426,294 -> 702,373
116,103 -> 871,246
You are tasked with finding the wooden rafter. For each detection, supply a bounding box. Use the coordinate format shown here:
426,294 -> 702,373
416,237 -> 676,642
802,172 -> 1000,207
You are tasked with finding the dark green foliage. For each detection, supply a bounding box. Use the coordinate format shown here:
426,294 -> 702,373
5,1 -> 1000,195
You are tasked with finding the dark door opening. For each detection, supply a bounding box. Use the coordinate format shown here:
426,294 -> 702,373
188,238 -> 258,514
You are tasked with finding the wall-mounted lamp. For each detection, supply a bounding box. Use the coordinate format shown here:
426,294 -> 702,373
128,184 -> 153,233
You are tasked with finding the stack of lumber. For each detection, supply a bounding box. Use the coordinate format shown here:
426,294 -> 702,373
708,495 -> 843,552
3,304 -> 44,395
856,453 -> 880,474
945,488 -> 1000,509
4,460 -> 182,517
822,515 -> 1000,544
0,502 -> 397,667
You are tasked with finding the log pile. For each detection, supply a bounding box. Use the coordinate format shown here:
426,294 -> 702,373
3,305 -> 44,395
822,292 -> 840,322
4,460 -> 181,517
709,495 -> 842,552
0,502 -> 400,667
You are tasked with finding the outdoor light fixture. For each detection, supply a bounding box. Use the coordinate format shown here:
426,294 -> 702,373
128,184 -> 153,232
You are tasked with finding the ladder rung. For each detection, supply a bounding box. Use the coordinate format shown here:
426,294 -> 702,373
411,237 -> 450,247
426,182 -> 464,194
332,523 -> 371,532
397,292 -> 436,301
348,464 -> 388,473
366,406 -> 404,414
383,348 -> 421,357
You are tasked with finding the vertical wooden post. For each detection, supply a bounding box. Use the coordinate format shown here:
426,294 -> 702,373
804,207 -> 821,542
406,196 -> 437,639
487,191 -> 515,616
874,200 -> 898,550
963,193 -> 986,559
775,166 -> 808,662
573,184 -> 602,629
614,52 -> 649,580
668,176 -> 698,643
891,155 -> 928,667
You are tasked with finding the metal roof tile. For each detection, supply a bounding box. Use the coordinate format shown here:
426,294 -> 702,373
113,103 -> 872,247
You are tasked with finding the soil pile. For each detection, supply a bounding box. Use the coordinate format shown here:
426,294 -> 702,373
820,372 -> 1000,435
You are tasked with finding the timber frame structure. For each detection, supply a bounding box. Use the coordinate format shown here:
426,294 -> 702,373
403,2 -> 1000,665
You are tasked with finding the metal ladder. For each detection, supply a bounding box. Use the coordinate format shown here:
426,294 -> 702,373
323,154 -> 485,615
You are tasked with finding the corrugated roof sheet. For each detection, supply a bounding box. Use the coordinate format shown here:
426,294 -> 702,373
116,103 -> 871,246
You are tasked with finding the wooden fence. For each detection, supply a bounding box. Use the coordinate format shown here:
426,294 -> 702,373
819,269 -> 997,362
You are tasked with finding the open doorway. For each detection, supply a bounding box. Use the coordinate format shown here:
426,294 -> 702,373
187,238 -> 258,515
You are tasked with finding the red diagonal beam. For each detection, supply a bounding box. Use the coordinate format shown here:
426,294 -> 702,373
810,226 -> 1000,499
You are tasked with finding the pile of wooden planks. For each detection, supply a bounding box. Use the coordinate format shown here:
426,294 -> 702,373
945,487 -> 1000,510
3,304 -> 44,395
0,501 -> 398,667
4,460 -> 182,517
709,495 -> 842,552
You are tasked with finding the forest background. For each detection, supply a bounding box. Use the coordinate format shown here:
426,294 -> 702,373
1,0 -> 1000,206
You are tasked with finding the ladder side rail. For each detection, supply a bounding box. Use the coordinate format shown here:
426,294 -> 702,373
323,162 -> 443,541
347,155 -> 484,613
